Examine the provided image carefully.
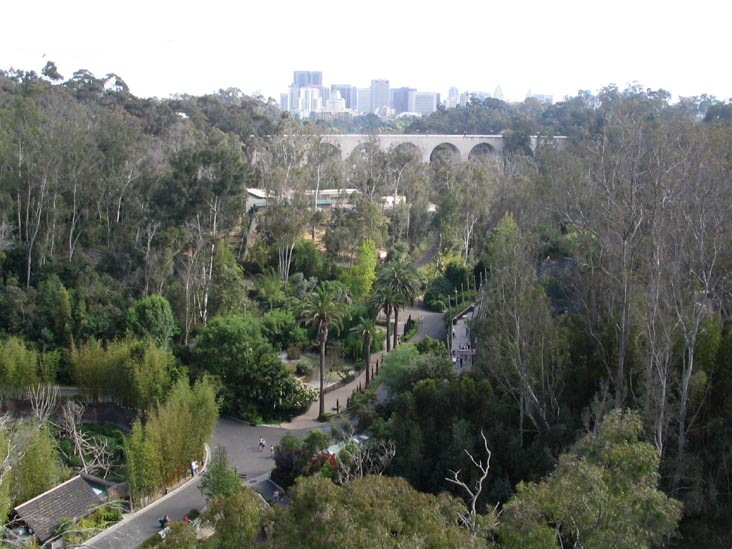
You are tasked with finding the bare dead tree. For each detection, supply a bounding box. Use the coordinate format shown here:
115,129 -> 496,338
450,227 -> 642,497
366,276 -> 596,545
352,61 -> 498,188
0,414 -> 16,488
0,523 -> 26,549
28,384 -> 59,424
54,400 -> 114,477
445,430 -> 499,535
336,439 -> 396,484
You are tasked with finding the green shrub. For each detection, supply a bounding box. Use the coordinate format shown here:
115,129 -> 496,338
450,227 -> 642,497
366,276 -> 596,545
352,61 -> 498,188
425,298 -> 446,312
97,506 -> 122,523
295,360 -> 313,378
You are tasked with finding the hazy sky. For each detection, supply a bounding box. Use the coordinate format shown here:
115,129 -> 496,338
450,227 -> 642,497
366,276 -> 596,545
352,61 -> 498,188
2,0 -> 731,103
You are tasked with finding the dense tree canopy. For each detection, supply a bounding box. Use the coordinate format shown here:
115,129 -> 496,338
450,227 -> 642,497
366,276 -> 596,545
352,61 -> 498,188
501,410 -> 682,548
269,475 -> 482,548
2,68 -> 732,546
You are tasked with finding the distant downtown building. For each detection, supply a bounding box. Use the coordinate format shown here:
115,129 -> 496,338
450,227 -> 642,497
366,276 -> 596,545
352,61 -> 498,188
293,71 -> 322,88
281,70 -> 510,119
370,79 -> 390,116
352,87 -> 367,114
330,84 -> 356,109
391,87 -> 415,114
446,86 -> 460,109
283,71 -> 325,118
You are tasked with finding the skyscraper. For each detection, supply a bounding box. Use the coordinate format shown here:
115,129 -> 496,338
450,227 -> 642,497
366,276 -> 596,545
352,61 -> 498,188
356,88 -> 371,114
409,91 -> 438,115
370,79 -> 389,114
447,87 -> 460,109
391,87 -> 414,114
288,71 -> 324,118
331,84 -> 356,109
293,71 -> 323,88
295,87 -> 322,118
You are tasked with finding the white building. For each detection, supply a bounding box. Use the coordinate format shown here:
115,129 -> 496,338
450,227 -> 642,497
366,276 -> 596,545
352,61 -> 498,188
370,79 -> 390,114
409,91 -> 438,116
356,87 -> 371,114
446,86 -> 460,109
294,87 -> 322,118
324,91 -> 346,113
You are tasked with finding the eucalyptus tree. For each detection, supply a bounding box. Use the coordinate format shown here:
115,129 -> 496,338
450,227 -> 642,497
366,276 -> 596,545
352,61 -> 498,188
347,134 -> 388,201
663,121 -> 730,494
55,98 -> 99,262
300,283 -> 351,419
386,143 -> 422,201
0,95 -> 45,287
455,160 -> 496,264
92,105 -> 150,251
385,144 -> 424,243
157,143 -> 248,331
255,122 -> 315,283
548,88 -> 658,408
473,213 -> 566,446
270,475 -> 482,548
501,409 -> 681,548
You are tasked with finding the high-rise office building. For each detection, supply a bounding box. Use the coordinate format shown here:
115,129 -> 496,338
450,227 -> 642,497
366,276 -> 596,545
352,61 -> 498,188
446,87 -> 460,109
370,79 -> 389,114
325,91 -> 346,113
295,87 -> 322,118
331,84 -> 356,109
293,71 -> 323,88
356,88 -> 371,114
409,91 -> 438,115
391,87 -> 414,114
287,71 -> 324,118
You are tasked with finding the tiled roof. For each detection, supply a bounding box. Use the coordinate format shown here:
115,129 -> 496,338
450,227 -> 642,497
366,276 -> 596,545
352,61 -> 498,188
13,475 -> 102,543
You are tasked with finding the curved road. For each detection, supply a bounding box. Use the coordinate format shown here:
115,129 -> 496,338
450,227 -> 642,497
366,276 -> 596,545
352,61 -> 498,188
85,421 -> 311,548
85,303 -> 445,548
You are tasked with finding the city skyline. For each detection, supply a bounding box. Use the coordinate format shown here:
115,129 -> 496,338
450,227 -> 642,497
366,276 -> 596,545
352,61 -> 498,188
282,73 -> 450,119
2,0 -> 731,104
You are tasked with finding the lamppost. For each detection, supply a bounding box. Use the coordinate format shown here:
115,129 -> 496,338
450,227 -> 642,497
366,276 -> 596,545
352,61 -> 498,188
448,293 -> 452,338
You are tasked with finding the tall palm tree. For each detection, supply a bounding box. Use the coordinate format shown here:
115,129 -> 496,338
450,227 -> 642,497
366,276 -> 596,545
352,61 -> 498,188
375,257 -> 421,350
350,315 -> 379,386
300,284 -> 351,419
372,284 -> 397,352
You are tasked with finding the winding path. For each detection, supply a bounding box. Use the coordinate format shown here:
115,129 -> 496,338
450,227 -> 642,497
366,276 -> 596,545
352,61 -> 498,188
84,303 -> 446,548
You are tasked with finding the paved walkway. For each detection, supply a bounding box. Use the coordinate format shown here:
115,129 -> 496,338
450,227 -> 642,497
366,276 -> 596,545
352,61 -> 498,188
281,303 -> 446,430
450,305 -> 476,371
84,419 -> 311,548
84,303 -> 446,548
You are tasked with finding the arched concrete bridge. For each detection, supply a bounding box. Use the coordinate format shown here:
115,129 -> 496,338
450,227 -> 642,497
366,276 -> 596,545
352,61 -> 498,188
321,134 -> 566,163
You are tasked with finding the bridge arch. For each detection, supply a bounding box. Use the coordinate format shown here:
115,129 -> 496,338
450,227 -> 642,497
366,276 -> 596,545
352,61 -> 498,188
320,134 -> 565,163
429,142 -> 461,164
468,142 -> 498,162
389,141 -> 421,160
346,142 -> 377,164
